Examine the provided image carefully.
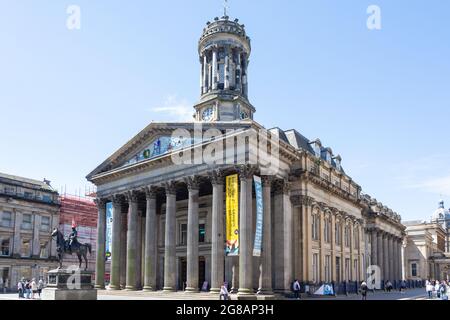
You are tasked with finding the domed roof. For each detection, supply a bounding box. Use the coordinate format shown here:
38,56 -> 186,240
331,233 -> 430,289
432,199 -> 449,222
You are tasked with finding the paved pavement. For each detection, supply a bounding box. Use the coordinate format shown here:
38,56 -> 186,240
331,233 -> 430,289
0,287 -> 445,301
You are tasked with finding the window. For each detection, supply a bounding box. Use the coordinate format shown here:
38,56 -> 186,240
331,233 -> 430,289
199,224 -> 206,243
40,241 -> 49,259
0,238 -> 10,256
24,191 -> 34,199
336,257 -> 341,282
324,217 -> 331,243
21,239 -> 31,257
345,258 -> 351,281
4,186 -> 15,194
22,214 -> 32,230
335,222 -> 341,245
180,224 -> 187,245
411,263 -> 418,277
1,211 -> 12,228
312,214 -> 320,241
312,253 -> 319,284
353,227 -> 359,249
325,255 -> 331,283
41,216 -> 50,232
42,195 -> 52,203
354,259 -> 359,281
344,225 -> 350,248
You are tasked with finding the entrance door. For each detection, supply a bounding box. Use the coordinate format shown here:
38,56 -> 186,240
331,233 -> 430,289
336,257 -> 341,282
179,258 -> 187,291
199,258 -> 206,290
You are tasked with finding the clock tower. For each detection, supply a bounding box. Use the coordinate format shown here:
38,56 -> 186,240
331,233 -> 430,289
194,15 -> 255,122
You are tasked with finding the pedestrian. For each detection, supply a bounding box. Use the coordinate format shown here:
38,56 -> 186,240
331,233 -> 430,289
385,280 -> 392,293
360,281 -> 368,301
435,281 -> 440,299
440,281 -> 448,300
38,278 -> 44,298
293,279 -> 301,300
31,278 -> 37,299
219,282 -> 229,301
426,280 -> 433,299
17,279 -> 24,299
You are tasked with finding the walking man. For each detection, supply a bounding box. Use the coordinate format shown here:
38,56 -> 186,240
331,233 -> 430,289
293,279 -> 301,300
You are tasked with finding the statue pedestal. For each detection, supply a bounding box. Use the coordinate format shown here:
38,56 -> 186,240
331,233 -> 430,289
42,269 -> 97,300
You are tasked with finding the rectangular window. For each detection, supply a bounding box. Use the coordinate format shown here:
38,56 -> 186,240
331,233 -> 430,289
325,255 -> 331,283
1,211 -> 12,228
180,223 -> 187,245
411,263 -> 417,277
40,241 -> 49,259
24,191 -> 34,199
312,253 -> 319,284
199,224 -> 206,243
4,186 -> 15,195
336,257 -> 341,283
0,238 -> 10,256
21,239 -> 31,257
41,216 -> 50,232
22,214 -> 32,230
345,258 -> 350,281
42,195 -> 52,203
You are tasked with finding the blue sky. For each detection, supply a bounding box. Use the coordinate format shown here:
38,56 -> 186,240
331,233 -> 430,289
0,0 -> 449,221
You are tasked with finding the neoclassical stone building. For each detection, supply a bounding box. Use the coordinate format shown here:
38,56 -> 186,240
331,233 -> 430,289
87,13 -> 405,297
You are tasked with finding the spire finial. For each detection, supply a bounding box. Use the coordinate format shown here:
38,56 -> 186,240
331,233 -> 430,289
223,0 -> 229,17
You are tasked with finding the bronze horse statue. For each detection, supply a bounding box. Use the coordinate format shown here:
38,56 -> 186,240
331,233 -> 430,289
51,228 -> 92,270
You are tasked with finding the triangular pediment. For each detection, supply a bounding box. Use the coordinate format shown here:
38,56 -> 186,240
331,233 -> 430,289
86,121 -> 255,181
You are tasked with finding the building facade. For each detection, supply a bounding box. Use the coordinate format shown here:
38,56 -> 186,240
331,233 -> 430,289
87,14 -> 406,297
0,173 -> 60,291
403,200 -> 450,281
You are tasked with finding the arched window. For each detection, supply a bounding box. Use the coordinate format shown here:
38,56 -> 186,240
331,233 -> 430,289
344,224 -> 351,247
335,220 -> 341,245
312,213 -> 320,241
353,226 -> 360,249
324,215 -> 331,243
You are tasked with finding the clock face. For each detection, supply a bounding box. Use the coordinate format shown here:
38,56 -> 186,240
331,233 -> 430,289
202,107 -> 214,121
240,111 -> 249,120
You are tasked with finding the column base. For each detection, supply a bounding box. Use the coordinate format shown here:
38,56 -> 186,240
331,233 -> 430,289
237,289 -> 256,300
185,287 -> 200,293
257,289 -> 274,296
125,286 -> 138,291
210,288 -> 220,294
163,287 -> 176,292
107,285 -> 121,291
143,286 -> 156,292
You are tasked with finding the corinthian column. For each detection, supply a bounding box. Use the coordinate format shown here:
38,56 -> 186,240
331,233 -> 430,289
125,191 -> 139,291
95,198 -> 107,289
371,229 -> 378,267
258,176 -> 273,295
210,170 -> 224,294
108,195 -> 123,290
212,48 -> 218,90
237,165 -> 255,298
163,182 -> 177,292
143,187 -> 158,291
185,176 -> 200,293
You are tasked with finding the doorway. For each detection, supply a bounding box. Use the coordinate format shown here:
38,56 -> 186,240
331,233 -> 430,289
179,257 -> 206,291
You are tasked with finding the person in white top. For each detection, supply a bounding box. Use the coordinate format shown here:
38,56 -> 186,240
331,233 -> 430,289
31,278 -> 37,299
435,281 -> 440,299
220,282 -> 229,301
426,280 -> 433,299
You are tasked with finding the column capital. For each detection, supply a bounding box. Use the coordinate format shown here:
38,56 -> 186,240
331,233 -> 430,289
237,164 -> 257,180
209,169 -> 224,186
125,190 -> 139,203
184,176 -> 201,191
111,194 -> 125,206
164,181 -> 177,196
144,186 -> 158,200
261,175 -> 274,187
273,179 -> 291,195
94,198 -> 107,209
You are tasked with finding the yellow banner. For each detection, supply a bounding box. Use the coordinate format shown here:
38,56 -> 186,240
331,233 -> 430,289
226,174 -> 239,256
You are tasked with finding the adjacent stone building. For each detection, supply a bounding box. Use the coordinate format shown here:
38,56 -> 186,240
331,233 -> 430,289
403,200 -> 450,281
0,172 -> 60,291
87,13 -> 406,297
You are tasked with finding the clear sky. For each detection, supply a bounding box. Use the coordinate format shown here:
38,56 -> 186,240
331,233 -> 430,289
0,0 -> 449,221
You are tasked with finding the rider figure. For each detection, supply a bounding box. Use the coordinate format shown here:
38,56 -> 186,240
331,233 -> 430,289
68,223 -> 78,254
